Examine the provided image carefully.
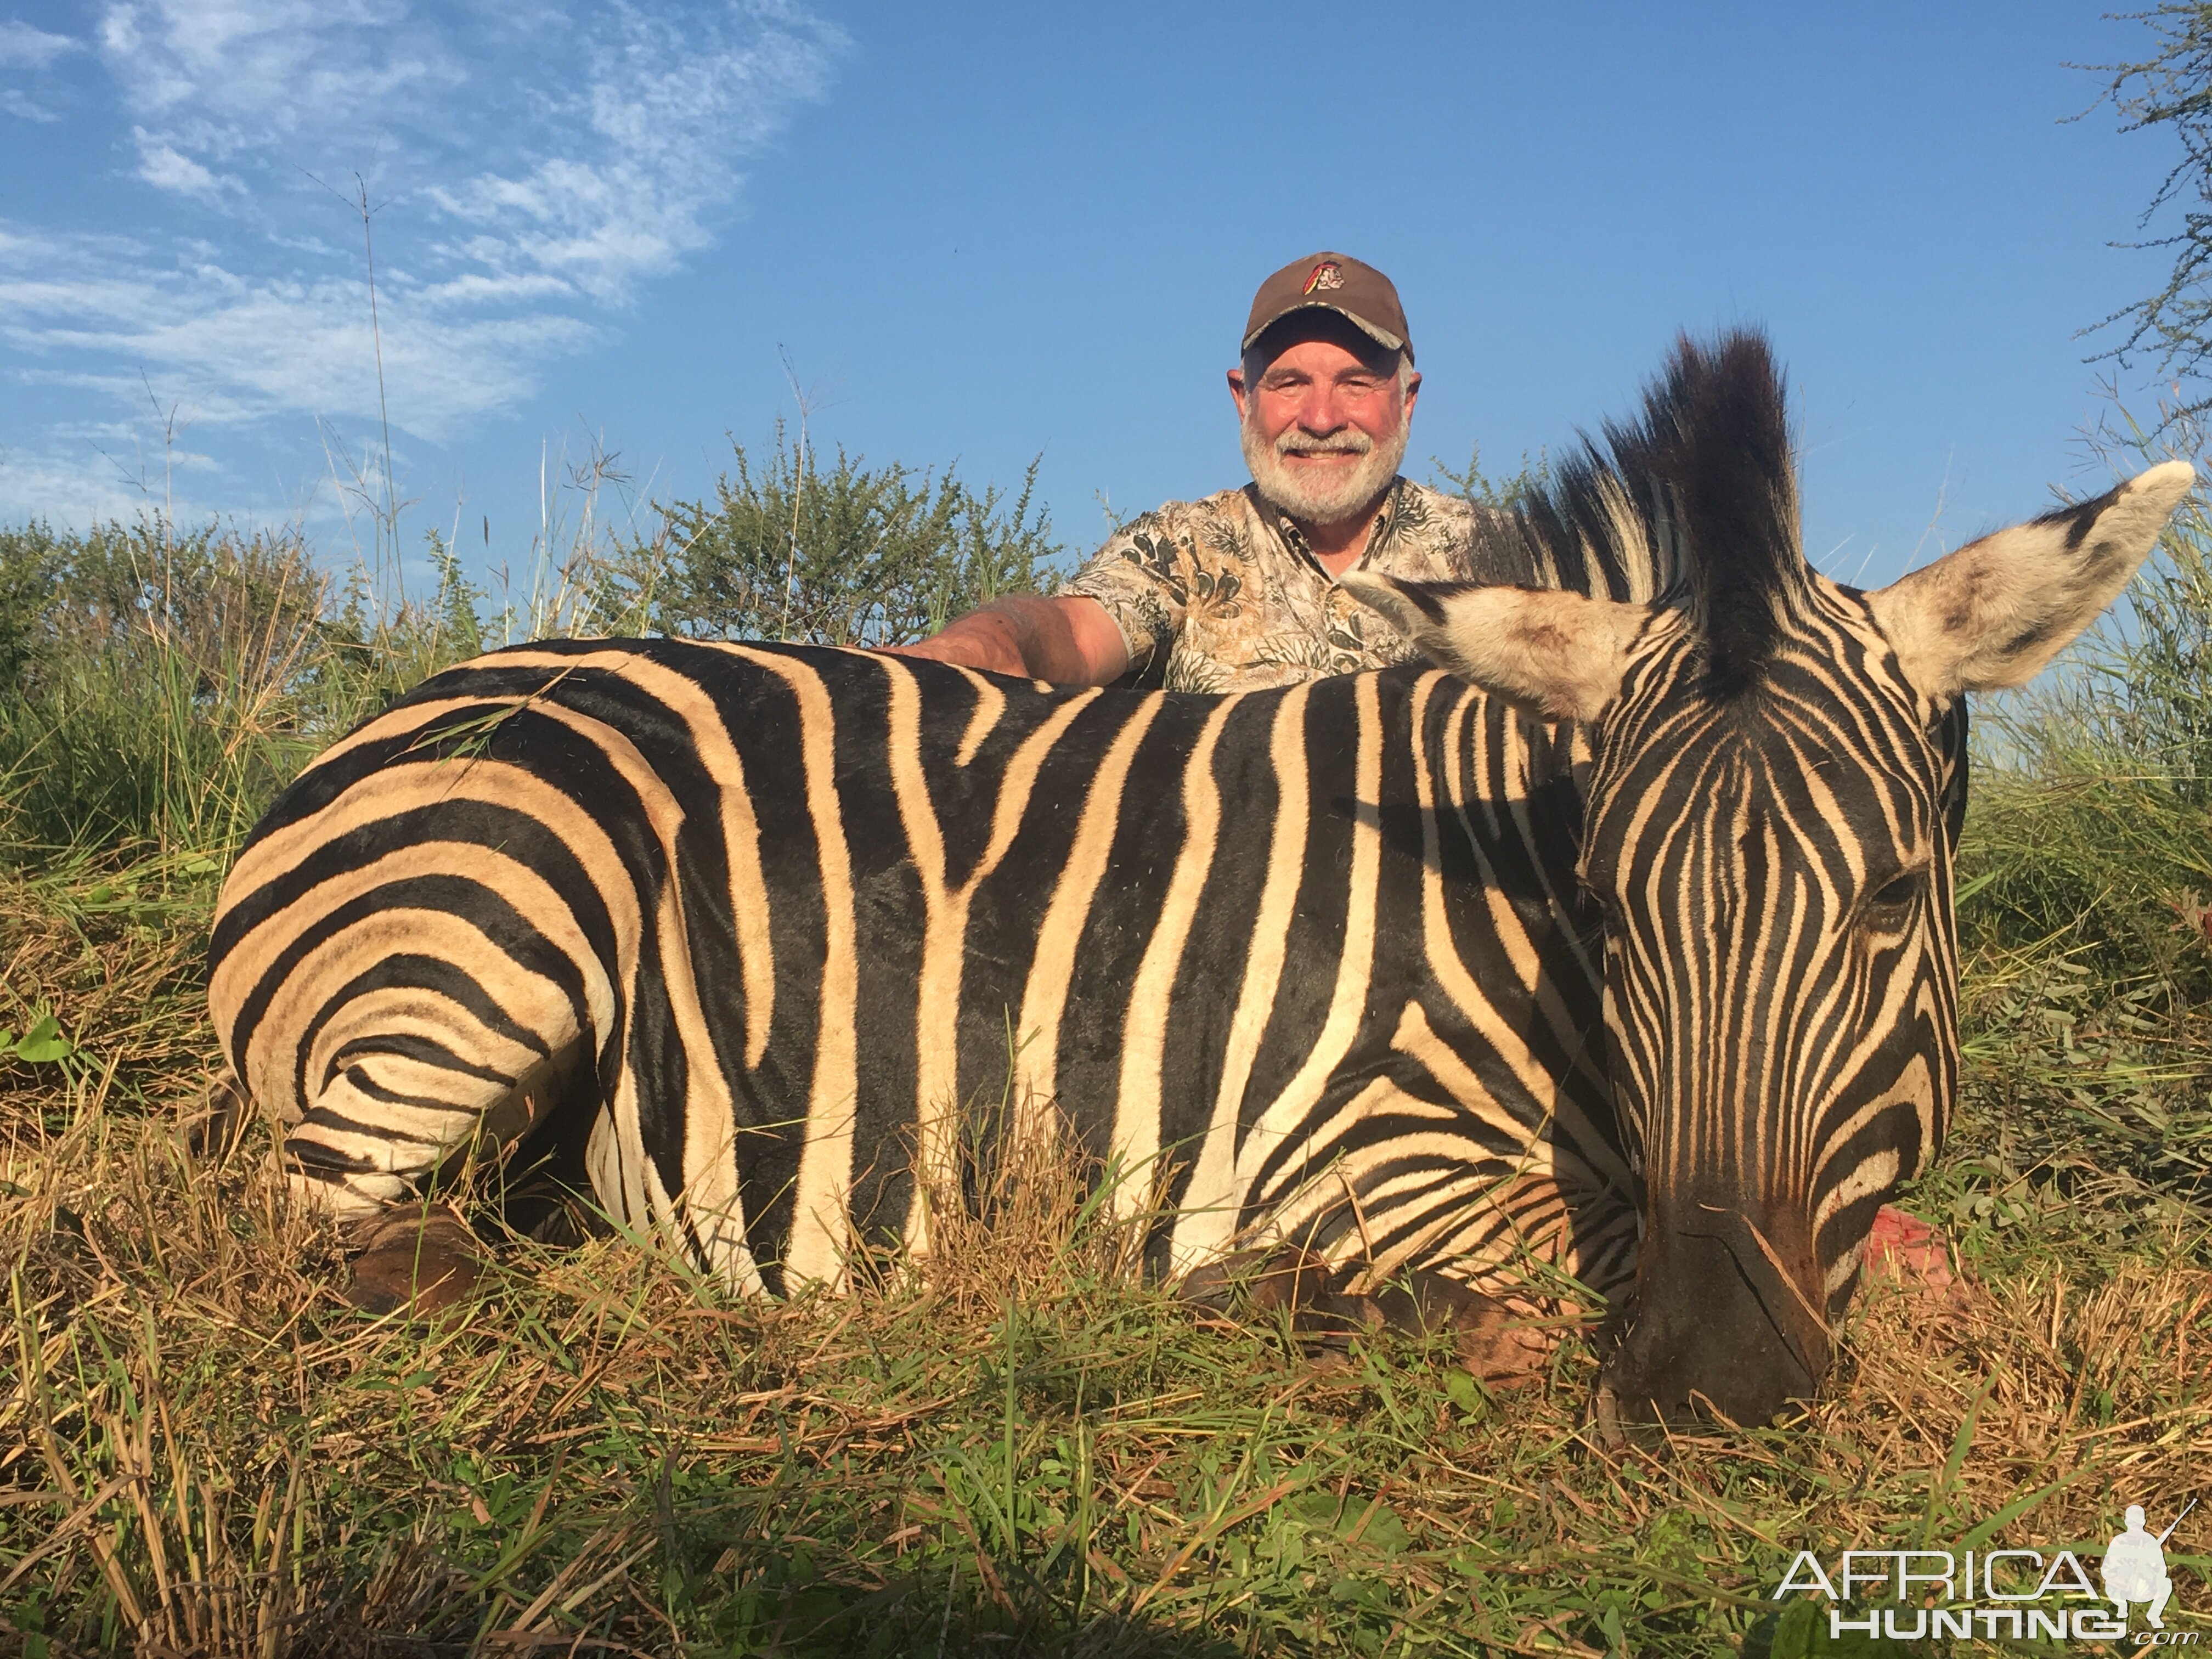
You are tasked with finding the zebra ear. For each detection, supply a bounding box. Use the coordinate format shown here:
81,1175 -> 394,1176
1867,460 -> 2194,697
1340,573 -> 1649,723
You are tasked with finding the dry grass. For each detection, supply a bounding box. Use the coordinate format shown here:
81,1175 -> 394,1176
9,429 -> 2210,1653
1,860 -> 2209,1657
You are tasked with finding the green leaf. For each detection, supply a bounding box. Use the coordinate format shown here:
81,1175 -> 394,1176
1443,1368 -> 1489,1420
1351,1499 -> 1410,1555
12,1014 -> 70,1064
1917,1374 -> 1993,1546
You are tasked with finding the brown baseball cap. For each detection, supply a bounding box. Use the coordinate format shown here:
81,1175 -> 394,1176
1242,252 -> 1412,363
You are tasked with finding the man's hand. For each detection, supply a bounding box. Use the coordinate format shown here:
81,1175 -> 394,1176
885,595 -> 1130,686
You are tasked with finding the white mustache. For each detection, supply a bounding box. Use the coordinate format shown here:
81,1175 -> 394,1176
1242,404 -> 1408,526
1277,431 -> 1373,456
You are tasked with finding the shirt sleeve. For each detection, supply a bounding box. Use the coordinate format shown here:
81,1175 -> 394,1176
1059,514 -> 1192,672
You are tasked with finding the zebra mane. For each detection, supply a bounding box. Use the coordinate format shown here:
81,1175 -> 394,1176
1515,329 -> 1806,697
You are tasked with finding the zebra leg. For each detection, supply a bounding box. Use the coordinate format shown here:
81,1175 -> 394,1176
469,1039 -> 610,1247
278,1035 -> 596,1215
281,1038 -> 605,1312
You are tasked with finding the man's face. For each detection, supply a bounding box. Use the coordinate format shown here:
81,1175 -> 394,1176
1229,320 -> 1420,527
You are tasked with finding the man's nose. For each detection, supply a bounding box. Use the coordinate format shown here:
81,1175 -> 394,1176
1294,387 -> 1348,434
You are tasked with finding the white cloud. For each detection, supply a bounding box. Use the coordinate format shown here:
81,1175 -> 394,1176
421,8 -> 839,305
0,225 -> 598,441
0,1 -> 845,452
0,87 -> 58,121
133,131 -> 228,198
97,0 -> 448,146
0,438 -> 230,529
0,21 -> 82,69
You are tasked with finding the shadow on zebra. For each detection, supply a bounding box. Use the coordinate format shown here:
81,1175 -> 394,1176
206,329 -> 2192,1435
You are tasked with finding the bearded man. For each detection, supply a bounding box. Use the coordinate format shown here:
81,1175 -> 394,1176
895,252 -> 1523,688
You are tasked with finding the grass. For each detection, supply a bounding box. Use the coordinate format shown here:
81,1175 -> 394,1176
3,855 -> 2209,1658
3,493 -> 2212,1654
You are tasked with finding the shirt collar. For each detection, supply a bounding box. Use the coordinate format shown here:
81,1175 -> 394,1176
1248,476 -> 1408,577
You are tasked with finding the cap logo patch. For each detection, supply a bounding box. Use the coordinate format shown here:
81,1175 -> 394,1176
1302,261 -> 1344,295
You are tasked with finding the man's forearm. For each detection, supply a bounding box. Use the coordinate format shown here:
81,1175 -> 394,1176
890,595 -> 1128,684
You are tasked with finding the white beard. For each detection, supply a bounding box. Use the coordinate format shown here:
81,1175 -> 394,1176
1242,411 -> 1409,528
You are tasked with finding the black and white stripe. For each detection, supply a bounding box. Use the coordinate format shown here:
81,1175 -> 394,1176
209,331 -> 2188,1417
211,638 -> 1632,1308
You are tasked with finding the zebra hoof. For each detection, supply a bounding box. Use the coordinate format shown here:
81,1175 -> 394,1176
1176,1246 -> 1376,1357
183,1073 -> 252,1164
1362,1274 -> 1562,1383
1179,1253 -> 1559,1381
346,1209 -> 485,1316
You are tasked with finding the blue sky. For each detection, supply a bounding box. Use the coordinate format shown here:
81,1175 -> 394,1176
0,1 -> 2192,597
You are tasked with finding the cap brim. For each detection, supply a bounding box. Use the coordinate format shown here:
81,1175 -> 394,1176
1242,301 -> 1406,357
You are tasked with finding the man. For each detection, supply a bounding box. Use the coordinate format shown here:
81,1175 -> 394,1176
895,252 -> 1523,689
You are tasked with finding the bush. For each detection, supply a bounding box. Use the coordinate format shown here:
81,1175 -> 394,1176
640,425 -> 1060,645
0,520 -> 338,861
0,520 -> 66,689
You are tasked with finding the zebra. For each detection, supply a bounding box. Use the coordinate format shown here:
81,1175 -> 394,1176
207,331 -> 2190,1426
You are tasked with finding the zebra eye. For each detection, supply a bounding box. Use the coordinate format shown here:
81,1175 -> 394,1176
1582,882 -> 1623,929
1865,871 -> 1922,916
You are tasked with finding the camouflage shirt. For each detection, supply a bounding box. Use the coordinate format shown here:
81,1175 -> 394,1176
1062,477 -> 1526,691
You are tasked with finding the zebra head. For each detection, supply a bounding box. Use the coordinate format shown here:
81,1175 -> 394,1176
1347,331 -> 2191,1428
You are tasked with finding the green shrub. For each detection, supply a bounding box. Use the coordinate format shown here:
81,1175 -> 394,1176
0,520 -> 339,861
0,520 -> 66,690
639,425 -> 1060,645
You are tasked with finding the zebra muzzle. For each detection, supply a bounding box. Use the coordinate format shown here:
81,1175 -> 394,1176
1590,1207 -> 1829,1431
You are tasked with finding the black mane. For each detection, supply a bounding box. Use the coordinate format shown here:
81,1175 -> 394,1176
1514,330 -> 1806,697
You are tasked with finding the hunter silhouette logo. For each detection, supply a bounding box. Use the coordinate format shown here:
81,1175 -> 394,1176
2105,1499 -> 2192,1630
1302,261 -> 1343,295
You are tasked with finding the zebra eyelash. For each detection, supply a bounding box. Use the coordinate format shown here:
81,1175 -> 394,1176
1859,867 -> 1927,922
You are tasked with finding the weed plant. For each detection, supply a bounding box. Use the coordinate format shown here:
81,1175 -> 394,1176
2,448 -> 2211,1652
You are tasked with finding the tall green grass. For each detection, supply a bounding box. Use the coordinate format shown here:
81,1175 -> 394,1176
0,518 -> 467,867
1924,443 -> 2212,1315
1955,426 -> 2212,973
0,435 -> 1059,877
